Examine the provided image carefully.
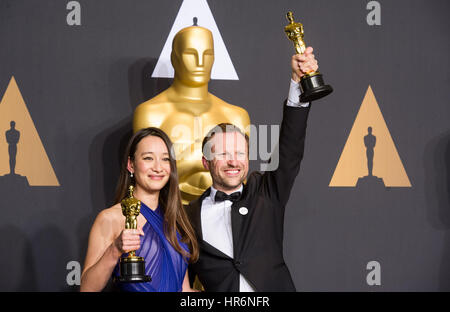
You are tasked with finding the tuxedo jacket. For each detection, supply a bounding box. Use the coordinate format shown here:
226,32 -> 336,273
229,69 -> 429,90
186,102 -> 311,292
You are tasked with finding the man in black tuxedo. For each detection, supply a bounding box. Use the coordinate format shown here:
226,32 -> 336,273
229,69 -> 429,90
187,47 -> 319,291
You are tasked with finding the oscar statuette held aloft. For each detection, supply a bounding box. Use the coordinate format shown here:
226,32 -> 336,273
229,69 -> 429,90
114,185 -> 151,283
284,11 -> 333,102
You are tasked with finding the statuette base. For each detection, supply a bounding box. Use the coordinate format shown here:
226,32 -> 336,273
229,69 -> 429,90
114,256 -> 152,283
300,73 -> 333,103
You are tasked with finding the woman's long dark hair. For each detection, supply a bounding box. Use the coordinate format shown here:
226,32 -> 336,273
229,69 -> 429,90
114,127 -> 199,263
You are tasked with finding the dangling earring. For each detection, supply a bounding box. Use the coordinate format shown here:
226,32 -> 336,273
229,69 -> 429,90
130,172 -> 134,178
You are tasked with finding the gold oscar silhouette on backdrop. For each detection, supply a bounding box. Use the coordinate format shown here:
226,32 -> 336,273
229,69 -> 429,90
133,23 -> 250,204
329,86 -> 411,188
0,77 -> 59,186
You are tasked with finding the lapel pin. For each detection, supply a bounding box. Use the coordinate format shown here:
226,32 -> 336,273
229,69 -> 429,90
239,207 -> 248,215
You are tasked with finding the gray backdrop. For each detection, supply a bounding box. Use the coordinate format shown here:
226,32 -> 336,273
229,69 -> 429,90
0,0 -> 449,291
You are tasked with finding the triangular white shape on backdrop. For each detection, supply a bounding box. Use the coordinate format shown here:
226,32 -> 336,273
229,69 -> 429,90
151,0 -> 239,80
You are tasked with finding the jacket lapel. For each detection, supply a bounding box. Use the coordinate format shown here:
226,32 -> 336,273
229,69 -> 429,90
230,183 -> 250,257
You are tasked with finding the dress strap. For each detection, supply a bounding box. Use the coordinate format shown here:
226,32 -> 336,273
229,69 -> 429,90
139,202 -> 162,224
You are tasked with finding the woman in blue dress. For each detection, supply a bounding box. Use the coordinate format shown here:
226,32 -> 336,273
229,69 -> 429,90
80,127 -> 199,292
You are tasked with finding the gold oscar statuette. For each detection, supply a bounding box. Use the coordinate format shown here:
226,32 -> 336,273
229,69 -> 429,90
284,11 -> 333,102
114,185 -> 151,283
132,21 -> 250,205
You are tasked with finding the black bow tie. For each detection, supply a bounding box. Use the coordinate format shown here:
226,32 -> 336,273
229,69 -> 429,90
214,190 -> 241,202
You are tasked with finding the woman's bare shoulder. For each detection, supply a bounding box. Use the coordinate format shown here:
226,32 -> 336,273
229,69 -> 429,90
93,204 -> 123,231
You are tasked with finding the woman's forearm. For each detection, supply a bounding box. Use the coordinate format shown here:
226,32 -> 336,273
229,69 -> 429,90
80,243 -> 121,292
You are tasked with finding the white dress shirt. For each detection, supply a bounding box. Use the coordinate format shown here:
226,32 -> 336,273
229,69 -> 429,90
200,80 -> 307,292
287,78 -> 310,108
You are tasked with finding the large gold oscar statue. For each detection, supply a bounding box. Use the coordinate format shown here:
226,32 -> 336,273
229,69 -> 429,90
133,25 -> 250,204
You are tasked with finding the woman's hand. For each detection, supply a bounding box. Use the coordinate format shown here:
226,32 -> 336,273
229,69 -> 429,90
113,228 -> 145,255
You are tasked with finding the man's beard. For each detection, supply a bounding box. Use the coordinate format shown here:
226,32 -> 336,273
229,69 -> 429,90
210,166 -> 245,191
215,177 -> 243,191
